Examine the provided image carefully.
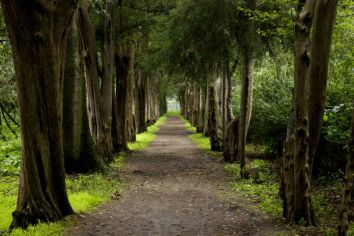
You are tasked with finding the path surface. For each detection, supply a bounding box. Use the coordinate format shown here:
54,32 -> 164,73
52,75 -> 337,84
70,116 -> 288,236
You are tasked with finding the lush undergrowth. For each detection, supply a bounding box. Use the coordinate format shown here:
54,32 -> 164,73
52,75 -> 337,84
182,118 -> 353,235
0,116 -> 166,235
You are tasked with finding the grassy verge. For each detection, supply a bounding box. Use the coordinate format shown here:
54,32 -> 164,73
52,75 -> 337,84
128,116 -> 167,151
0,116 -> 166,235
180,118 -> 351,234
181,118 -> 222,158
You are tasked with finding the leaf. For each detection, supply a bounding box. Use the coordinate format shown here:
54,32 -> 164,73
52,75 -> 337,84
323,114 -> 329,122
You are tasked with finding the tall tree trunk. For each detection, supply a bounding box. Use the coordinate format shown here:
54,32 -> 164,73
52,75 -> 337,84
135,70 -> 147,133
207,67 -> 222,151
63,15 -> 104,174
237,52 -> 254,177
0,0 -> 76,229
308,0 -> 339,176
101,0 -> 115,157
197,88 -> 205,133
203,83 -> 210,137
77,0 -> 113,159
338,107 -> 354,236
292,0 -> 317,225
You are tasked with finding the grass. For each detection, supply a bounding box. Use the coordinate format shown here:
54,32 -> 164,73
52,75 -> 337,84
0,116 -> 166,235
180,117 -> 352,234
128,116 -> 167,151
181,118 -> 222,158
224,160 -> 282,217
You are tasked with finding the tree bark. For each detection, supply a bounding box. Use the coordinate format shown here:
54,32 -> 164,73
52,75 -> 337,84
77,0 -> 114,159
237,52 -> 254,177
63,14 -> 104,174
0,0 -> 76,229
338,107 -> 354,236
308,0 -> 339,177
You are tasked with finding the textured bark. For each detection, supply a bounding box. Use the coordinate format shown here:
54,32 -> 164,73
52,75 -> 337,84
207,69 -> 222,152
338,108 -> 354,236
115,44 -> 136,147
203,84 -> 210,137
237,52 -> 254,177
77,0 -> 114,159
308,0 -> 339,176
135,70 -> 147,133
281,0 -> 317,225
0,0 -> 76,229
223,118 -> 239,162
197,88 -> 205,133
63,15 -> 103,173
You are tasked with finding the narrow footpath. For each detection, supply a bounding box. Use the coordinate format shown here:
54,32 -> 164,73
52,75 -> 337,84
69,116 -> 288,236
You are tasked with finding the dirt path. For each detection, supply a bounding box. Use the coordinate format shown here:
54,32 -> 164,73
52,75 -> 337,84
69,116 -> 288,236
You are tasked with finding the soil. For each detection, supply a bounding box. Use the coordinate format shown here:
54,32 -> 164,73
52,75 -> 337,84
69,116 -> 289,236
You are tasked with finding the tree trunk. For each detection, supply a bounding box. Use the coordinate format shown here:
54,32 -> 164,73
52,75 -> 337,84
308,0 -> 339,176
203,83 -> 210,137
281,0 -> 317,225
0,0 -> 76,229
135,70 -> 147,133
63,15 -> 103,174
223,118 -> 239,162
77,0 -> 113,159
237,52 -> 254,177
197,88 -> 205,133
338,107 -> 354,236
207,67 -> 222,151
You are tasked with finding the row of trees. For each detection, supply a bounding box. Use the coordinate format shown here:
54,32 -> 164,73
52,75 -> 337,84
0,0 -> 169,229
156,0 -> 353,234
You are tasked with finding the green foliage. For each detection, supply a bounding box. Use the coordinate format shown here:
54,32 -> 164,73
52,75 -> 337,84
0,127 -> 21,176
245,52 -> 293,155
224,160 -> 282,217
323,104 -> 352,146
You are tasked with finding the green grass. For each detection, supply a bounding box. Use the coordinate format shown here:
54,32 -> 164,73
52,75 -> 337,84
128,116 -> 167,151
0,114 -> 170,236
224,160 -> 282,217
165,111 -> 181,116
181,118 -> 222,157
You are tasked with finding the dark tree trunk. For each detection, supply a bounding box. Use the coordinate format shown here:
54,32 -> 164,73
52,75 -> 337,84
208,85 -> 222,152
77,0 -> 114,159
223,118 -> 239,162
135,70 -> 147,133
237,52 -> 254,177
281,0 -> 338,226
63,15 -> 104,174
0,0 -> 76,229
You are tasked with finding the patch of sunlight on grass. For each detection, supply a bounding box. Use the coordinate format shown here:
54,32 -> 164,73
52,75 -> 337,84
0,176 -> 18,234
128,116 -> 167,151
10,221 -> 71,236
0,172 -> 125,235
110,152 -> 126,170
189,133 -> 210,150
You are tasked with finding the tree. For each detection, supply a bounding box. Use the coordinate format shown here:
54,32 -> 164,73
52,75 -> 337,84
0,0 -> 76,229
77,0 -> 115,159
63,14 -> 105,174
281,0 -> 339,225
